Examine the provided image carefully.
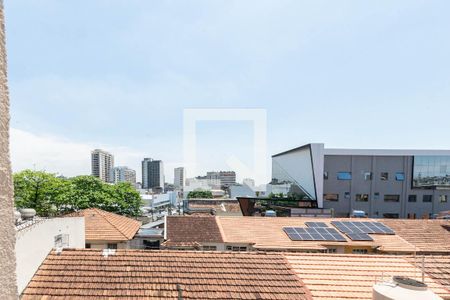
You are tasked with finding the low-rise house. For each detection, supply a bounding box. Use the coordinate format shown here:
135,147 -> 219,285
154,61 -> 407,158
21,249 -> 450,300
164,216 -> 450,254
15,215 -> 85,294
21,249 -> 312,300
68,208 -> 141,249
162,216 -> 224,250
286,253 -> 450,300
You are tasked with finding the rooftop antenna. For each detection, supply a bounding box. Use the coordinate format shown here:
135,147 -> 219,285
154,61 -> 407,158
177,284 -> 183,300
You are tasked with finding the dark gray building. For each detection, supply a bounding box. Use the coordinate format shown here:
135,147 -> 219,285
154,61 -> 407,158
142,158 -> 164,190
272,143 -> 450,218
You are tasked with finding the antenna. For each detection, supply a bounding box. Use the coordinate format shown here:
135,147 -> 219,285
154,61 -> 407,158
421,256 -> 425,283
177,284 -> 183,300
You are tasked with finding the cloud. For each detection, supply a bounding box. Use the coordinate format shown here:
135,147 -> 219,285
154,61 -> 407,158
9,128 -> 146,178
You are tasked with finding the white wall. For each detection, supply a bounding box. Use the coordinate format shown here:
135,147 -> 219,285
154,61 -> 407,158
15,217 -> 85,294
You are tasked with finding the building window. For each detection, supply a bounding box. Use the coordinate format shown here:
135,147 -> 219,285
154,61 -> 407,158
324,172 -> 329,180
324,193 -> 339,201
380,172 -> 389,181
85,243 -> 91,249
107,243 -> 118,249
373,193 -> 380,200
439,195 -> 448,203
337,172 -> 352,180
355,194 -> 369,202
383,213 -> 399,219
352,249 -> 368,254
344,192 -> 351,200
363,172 -> 372,181
202,245 -> 217,251
384,195 -> 400,202
407,213 -> 416,219
326,248 -> 337,253
395,172 -> 405,181
226,246 -> 247,252
408,195 -> 417,202
423,195 -> 433,203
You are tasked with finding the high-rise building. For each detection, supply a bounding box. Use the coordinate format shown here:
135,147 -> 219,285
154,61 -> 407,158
91,149 -> 114,183
174,167 -> 185,189
111,166 -> 136,185
142,158 -> 164,190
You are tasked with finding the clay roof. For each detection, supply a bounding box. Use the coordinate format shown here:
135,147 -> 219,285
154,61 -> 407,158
381,219 -> 450,253
165,216 -> 223,247
68,208 -> 141,242
22,249 -> 312,300
285,253 -> 450,300
216,217 -> 416,252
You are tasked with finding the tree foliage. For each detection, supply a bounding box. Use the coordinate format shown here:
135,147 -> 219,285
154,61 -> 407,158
13,170 -> 142,217
187,190 -> 213,199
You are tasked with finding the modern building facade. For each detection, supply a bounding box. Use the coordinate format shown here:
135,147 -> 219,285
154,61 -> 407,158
142,158 -> 164,190
174,167 -> 185,189
111,166 -> 136,185
206,171 -> 237,187
91,149 -> 114,183
272,143 -> 450,218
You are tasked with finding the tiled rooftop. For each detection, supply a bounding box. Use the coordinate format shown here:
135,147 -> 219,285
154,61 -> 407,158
22,249 -> 312,300
216,216 -> 417,252
165,216 -> 223,247
68,208 -> 141,242
286,253 -> 450,300
381,219 -> 450,253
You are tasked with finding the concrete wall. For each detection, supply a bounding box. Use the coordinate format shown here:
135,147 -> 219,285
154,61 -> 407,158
15,217 -> 85,294
323,155 -> 450,218
0,1 -> 18,298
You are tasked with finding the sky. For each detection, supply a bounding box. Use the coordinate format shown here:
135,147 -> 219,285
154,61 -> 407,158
5,0 -> 450,184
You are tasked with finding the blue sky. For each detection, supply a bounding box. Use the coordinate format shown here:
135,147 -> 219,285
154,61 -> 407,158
5,0 -> 450,183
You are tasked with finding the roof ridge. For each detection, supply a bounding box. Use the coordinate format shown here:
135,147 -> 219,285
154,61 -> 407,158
94,208 -> 133,240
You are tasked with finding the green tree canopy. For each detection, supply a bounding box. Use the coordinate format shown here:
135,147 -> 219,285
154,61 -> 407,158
14,170 -> 142,217
187,190 -> 214,199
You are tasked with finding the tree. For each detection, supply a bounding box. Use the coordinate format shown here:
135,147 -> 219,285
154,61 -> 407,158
14,170 -> 65,216
187,190 -> 213,199
13,170 -> 143,217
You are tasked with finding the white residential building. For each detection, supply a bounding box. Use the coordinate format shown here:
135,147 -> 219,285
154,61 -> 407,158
15,216 -> 85,294
91,149 -> 114,183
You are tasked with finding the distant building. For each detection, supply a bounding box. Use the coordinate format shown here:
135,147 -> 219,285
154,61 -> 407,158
184,177 -> 221,194
272,143 -> 450,218
206,171 -> 236,187
91,149 -> 114,182
142,158 -> 164,190
174,167 -> 185,189
111,166 -> 136,185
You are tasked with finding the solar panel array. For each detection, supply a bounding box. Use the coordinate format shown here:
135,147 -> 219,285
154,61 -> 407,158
330,221 -> 395,241
346,233 -> 374,241
305,222 -> 329,228
283,227 -> 347,242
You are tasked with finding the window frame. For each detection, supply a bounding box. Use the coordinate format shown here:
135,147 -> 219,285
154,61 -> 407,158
384,194 -> 400,202
337,172 -> 352,180
380,172 -> 389,181
408,195 -> 417,202
355,194 -> 369,202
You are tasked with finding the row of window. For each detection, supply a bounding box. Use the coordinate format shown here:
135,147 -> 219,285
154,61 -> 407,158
324,193 -> 448,203
325,171 -> 405,181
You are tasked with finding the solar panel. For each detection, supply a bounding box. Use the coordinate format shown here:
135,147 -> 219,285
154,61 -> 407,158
283,227 -> 347,242
305,222 -> 329,228
331,221 -> 395,235
346,233 -> 374,241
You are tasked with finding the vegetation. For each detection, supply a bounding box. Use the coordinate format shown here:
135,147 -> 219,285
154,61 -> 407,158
187,190 -> 213,199
13,170 -> 142,217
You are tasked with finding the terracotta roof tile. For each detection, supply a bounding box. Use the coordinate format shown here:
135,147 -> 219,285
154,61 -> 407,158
381,219 -> 450,253
67,208 -> 141,242
165,216 -> 223,247
22,249 -> 312,300
285,253 -> 450,300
